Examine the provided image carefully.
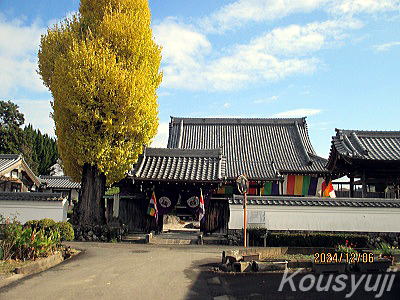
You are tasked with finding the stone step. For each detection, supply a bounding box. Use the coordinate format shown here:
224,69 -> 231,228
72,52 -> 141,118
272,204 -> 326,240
150,237 -> 194,245
121,234 -> 147,244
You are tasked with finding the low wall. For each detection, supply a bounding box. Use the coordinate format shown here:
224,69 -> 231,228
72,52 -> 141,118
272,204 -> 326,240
0,199 -> 68,223
229,204 -> 400,232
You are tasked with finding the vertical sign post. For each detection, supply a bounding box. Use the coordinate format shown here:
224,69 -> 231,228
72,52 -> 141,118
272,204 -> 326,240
243,191 -> 247,248
236,174 -> 249,248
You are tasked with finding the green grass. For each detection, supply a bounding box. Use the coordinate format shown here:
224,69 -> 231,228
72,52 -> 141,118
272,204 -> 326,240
261,254 -> 314,261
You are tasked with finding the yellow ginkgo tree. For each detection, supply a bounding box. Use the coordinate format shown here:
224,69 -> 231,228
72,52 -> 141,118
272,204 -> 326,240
38,0 -> 162,225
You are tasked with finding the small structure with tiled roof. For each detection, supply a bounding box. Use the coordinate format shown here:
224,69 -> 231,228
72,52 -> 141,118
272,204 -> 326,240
0,154 -> 41,192
39,175 -> 81,203
327,129 -> 400,198
131,148 -> 226,182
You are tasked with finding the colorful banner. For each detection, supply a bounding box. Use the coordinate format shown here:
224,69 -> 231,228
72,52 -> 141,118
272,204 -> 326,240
284,175 -> 324,196
260,182 -> 280,196
216,185 -> 234,195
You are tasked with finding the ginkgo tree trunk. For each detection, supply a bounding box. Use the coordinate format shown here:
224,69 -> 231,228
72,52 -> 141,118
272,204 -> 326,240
38,0 -> 162,225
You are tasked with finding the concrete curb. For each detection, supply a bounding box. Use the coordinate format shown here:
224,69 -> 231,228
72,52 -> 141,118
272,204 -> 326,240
14,252 -> 64,275
0,250 -> 80,289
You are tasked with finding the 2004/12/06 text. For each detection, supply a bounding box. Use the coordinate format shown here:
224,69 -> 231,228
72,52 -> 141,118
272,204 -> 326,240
314,252 -> 375,264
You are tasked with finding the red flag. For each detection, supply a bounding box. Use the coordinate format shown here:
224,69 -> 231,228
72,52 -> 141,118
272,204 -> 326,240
199,188 -> 205,222
147,191 -> 158,222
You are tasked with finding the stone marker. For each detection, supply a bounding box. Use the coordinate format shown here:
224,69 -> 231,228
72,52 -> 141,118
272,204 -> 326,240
233,261 -> 253,273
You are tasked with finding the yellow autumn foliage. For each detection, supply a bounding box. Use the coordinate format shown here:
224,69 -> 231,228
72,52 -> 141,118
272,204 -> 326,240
38,0 -> 162,185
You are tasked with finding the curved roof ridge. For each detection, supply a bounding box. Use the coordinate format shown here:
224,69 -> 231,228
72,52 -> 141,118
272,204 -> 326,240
39,175 -> 73,179
0,154 -> 21,159
170,116 -> 307,125
336,129 -> 400,136
144,147 -> 223,158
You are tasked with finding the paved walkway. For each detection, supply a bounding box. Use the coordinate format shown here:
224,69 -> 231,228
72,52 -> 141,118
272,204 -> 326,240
1,243 -> 399,299
0,242 -> 223,300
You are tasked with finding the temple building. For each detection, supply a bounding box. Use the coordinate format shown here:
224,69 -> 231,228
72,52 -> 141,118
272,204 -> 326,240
118,117 -> 330,233
327,129 -> 400,198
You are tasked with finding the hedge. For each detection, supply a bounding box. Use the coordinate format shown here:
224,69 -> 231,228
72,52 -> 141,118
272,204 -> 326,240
54,222 -> 74,241
247,230 -> 369,248
24,219 -> 74,242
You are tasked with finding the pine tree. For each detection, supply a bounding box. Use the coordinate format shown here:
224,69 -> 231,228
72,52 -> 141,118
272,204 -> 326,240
38,0 -> 162,225
0,100 -> 25,154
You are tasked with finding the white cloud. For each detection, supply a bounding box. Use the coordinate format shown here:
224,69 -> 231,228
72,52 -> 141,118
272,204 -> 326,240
0,14 -> 47,97
329,0 -> 400,15
150,122 -> 169,148
158,91 -> 172,97
246,18 -> 362,57
14,99 -> 54,136
201,0 -> 399,33
373,41 -> 400,52
254,95 -> 279,104
153,19 -> 212,90
201,0 -> 327,33
223,102 -> 231,108
273,108 -> 322,118
155,18 -> 360,91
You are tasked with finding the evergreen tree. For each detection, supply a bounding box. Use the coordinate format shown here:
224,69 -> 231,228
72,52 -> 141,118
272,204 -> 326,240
0,100 -> 25,154
0,100 -> 58,175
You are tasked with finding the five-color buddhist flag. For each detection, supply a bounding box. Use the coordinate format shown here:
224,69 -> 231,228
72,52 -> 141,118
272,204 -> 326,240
283,175 -> 325,196
199,188 -> 205,222
147,192 -> 158,221
260,182 -> 280,195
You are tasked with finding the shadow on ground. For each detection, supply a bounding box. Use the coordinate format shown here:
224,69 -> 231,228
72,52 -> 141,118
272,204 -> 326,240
184,261 -> 400,300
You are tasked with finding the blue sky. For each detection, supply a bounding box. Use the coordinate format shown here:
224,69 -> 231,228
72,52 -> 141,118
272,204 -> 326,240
0,0 -> 399,158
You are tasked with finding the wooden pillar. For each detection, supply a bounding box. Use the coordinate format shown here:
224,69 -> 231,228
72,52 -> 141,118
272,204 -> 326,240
362,171 -> 367,198
350,176 -> 354,198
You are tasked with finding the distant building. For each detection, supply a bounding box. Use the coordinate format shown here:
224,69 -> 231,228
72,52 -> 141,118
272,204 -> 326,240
327,129 -> 400,198
0,154 -> 41,192
39,175 -> 81,204
0,154 -> 78,223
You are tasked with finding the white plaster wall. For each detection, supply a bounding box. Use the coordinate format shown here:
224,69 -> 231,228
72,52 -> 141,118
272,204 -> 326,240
71,189 -> 79,201
229,205 -> 400,232
0,200 -> 68,223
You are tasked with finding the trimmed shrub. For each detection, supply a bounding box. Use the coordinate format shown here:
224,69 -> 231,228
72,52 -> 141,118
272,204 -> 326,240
24,219 -> 40,229
246,229 -> 370,248
38,218 -> 56,229
2,216 -> 61,260
265,232 -> 369,248
55,222 -> 74,241
25,218 -> 57,235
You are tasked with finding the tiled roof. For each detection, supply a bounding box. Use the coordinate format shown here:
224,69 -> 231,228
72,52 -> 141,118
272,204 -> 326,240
39,176 -> 81,189
327,129 -> 400,169
0,154 -> 20,173
0,154 -> 41,186
229,195 -> 400,208
130,148 -> 225,182
167,117 -> 328,180
0,192 -> 65,202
